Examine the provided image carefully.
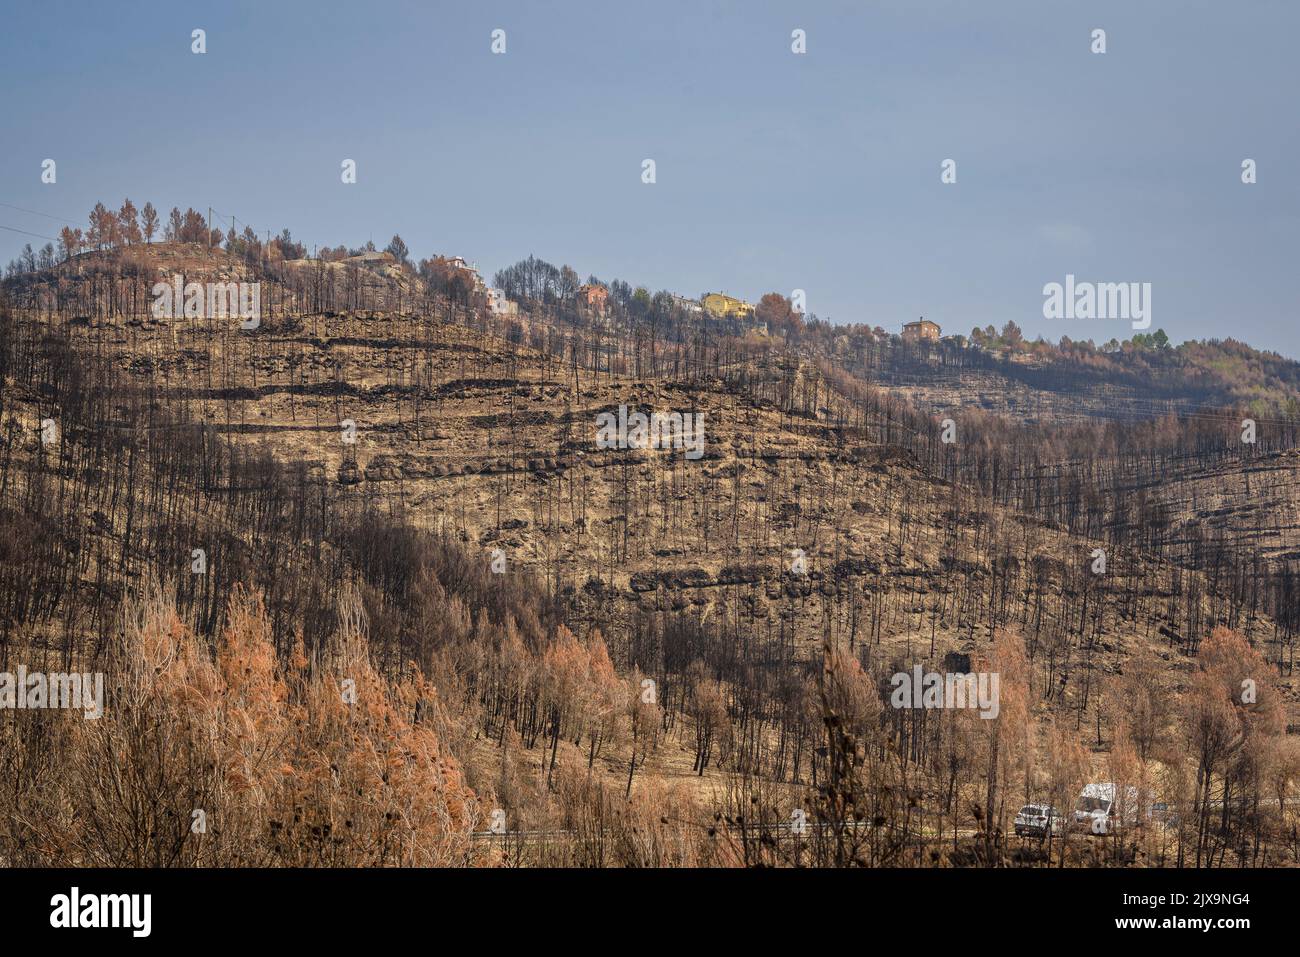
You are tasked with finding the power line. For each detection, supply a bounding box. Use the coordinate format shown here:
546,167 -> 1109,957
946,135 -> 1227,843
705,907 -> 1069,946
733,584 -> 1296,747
0,223 -> 59,242
0,201 -> 79,226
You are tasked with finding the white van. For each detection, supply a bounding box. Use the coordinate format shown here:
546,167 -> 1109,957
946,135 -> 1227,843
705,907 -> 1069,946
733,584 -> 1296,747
1073,783 -> 1152,833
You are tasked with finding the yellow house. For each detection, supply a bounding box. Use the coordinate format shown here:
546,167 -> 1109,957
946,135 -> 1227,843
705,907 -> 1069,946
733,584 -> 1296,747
701,292 -> 754,318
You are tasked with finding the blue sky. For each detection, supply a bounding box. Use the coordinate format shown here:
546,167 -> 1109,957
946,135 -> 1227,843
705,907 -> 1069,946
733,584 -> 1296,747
3,0 -> 1298,356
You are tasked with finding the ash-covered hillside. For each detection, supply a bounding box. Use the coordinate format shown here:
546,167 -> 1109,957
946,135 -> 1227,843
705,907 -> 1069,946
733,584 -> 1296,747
2,236 -> 1298,869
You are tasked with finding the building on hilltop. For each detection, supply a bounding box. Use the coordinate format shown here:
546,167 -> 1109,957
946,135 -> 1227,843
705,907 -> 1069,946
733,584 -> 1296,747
670,294 -> 703,314
349,250 -> 396,266
701,292 -> 754,319
445,256 -> 486,293
487,287 -> 518,317
902,317 -> 941,342
577,283 -> 609,315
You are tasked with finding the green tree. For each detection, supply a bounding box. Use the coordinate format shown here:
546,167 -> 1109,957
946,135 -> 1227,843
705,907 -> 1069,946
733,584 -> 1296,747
385,234 -> 409,264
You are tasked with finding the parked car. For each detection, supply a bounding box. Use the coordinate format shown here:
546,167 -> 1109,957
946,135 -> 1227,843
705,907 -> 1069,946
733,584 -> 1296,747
1014,804 -> 1065,838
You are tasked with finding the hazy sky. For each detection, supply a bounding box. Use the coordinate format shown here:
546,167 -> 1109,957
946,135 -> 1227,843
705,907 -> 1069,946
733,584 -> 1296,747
3,1 -> 1298,356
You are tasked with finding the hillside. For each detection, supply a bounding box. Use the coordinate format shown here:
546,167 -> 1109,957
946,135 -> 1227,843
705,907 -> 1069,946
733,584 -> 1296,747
814,325 -> 1300,425
2,242 -> 1298,868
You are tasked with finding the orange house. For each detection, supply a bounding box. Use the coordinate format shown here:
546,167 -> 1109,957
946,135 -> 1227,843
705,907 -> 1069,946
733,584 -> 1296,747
902,318 -> 941,342
577,283 -> 609,314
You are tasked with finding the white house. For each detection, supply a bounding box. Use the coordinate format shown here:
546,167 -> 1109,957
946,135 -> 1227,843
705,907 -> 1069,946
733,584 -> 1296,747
487,287 -> 518,317
670,294 -> 703,314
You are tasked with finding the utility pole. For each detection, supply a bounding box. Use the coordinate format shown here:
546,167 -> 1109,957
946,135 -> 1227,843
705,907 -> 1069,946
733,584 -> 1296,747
207,207 -> 212,251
